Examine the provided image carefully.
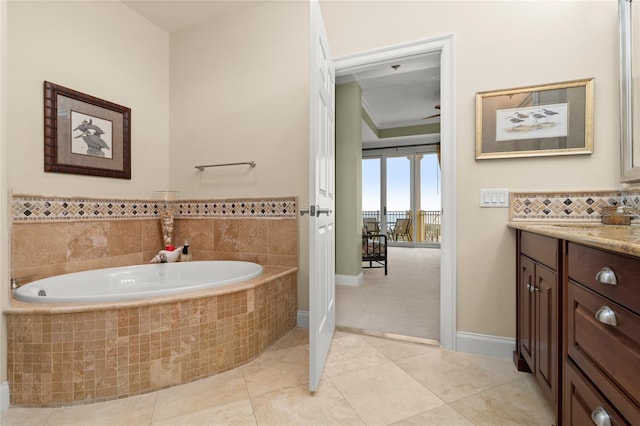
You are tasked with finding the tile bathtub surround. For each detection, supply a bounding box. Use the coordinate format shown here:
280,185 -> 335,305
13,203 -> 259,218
10,194 -> 299,284
509,190 -> 640,221
172,218 -> 299,268
11,219 -> 163,283
5,267 -> 298,407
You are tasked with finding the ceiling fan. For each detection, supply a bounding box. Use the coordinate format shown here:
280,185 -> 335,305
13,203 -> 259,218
422,104 -> 441,120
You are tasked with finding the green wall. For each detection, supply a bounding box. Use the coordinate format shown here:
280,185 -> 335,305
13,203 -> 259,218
335,82 -> 362,278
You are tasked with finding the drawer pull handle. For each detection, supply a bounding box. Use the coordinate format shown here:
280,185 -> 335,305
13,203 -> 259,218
526,284 -> 539,292
595,306 -> 617,327
591,406 -> 612,426
595,267 -> 617,285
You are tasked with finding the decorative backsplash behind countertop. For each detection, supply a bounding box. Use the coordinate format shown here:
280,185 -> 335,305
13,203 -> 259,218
12,194 -> 298,222
510,190 -> 640,222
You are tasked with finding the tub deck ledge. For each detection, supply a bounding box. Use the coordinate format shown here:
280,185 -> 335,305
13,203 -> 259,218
5,265 -> 298,314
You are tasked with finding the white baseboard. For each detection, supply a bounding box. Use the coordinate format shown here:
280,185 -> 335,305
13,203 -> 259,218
0,382 -> 9,411
456,332 -> 515,359
297,310 -> 309,328
296,318 -> 512,360
335,273 -> 363,286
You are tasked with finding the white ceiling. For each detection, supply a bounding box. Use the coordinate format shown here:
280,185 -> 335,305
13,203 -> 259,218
122,1 -> 441,148
338,54 -> 441,128
337,53 -> 441,148
122,0 -> 266,34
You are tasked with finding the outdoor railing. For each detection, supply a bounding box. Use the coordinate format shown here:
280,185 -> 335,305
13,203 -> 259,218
362,210 -> 442,244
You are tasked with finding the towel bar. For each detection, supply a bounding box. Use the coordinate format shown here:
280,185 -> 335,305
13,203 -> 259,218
195,161 -> 256,171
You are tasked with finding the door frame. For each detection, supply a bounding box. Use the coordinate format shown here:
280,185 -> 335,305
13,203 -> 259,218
334,35 -> 457,350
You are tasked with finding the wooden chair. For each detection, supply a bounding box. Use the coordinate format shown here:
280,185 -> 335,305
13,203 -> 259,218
363,218 -> 380,235
390,218 -> 411,241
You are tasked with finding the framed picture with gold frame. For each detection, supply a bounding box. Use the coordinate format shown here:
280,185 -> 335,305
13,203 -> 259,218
475,78 -> 594,159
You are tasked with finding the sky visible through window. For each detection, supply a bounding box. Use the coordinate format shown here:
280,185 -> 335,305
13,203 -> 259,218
362,154 -> 441,212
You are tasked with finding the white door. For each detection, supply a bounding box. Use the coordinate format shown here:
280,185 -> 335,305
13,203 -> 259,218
308,0 -> 335,393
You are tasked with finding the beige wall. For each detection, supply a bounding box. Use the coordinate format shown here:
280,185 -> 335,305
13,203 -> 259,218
6,1 -> 171,199
0,0 -> 7,390
169,1 -> 310,309
2,0 -> 170,394
321,0 -> 621,338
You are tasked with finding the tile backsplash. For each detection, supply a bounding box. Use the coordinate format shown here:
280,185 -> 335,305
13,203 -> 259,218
510,190 -> 640,221
11,194 -> 299,284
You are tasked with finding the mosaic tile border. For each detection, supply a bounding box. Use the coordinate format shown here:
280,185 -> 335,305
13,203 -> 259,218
18,190 -> 640,222
12,194 -> 298,222
510,190 -> 640,221
620,192 -> 640,209
174,198 -> 297,218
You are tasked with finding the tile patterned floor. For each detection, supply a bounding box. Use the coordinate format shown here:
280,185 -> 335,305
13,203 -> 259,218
0,329 -> 555,426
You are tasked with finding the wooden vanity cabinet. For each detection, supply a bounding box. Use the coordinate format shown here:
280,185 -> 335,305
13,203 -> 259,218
564,243 -> 640,425
515,228 -> 640,425
515,231 -> 561,416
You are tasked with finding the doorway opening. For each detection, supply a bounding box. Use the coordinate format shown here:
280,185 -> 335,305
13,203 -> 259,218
363,147 -> 441,248
334,35 -> 456,348
338,146 -> 441,341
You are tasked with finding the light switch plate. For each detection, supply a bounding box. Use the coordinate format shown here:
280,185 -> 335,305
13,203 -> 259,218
480,188 -> 509,208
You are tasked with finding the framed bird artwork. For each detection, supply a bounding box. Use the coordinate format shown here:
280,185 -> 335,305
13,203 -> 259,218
475,78 -> 594,160
43,81 -> 131,178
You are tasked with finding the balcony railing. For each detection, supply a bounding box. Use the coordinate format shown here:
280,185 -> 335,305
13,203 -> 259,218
363,210 -> 442,244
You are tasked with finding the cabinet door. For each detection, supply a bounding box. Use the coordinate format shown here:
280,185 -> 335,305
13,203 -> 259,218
535,263 -> 557,403
519,255 -> 536,372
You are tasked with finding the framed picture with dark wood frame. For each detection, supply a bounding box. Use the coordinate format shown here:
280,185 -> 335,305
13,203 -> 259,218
44,81 -> 131,179
475,78 -> 594,160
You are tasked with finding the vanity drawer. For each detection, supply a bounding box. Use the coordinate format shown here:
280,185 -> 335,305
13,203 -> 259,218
567,281 -> 640,423
567,243 -> 640,315
520,231 -> 558,270
564,361 -> 627,426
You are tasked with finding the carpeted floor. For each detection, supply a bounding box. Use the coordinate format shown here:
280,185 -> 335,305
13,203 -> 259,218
336,246 -> 441,341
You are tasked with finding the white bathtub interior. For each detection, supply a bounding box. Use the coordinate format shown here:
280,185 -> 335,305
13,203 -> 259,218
14,261 -> 263,304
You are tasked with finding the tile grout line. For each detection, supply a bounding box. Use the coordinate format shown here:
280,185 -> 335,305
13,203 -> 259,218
148,392 -> 159,425
325,375 -> 368,426
240,367 -> 260,426
335,335 -> 449,425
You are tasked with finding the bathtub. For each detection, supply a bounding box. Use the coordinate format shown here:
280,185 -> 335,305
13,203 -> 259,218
6,263 -> 298,407
13,261 -> 263,304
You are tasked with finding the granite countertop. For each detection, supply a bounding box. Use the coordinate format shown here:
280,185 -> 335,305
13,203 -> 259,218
507,222 -> 640,258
